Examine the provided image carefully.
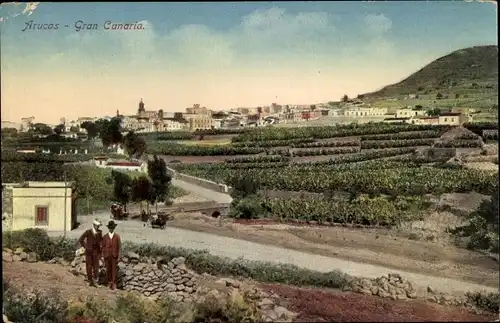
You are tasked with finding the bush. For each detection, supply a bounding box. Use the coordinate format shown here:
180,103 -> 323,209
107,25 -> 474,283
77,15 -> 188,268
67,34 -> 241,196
3,229 -> 352,290
2,228 -> 76,261
3,283 -> 69,323
68,292 -> 188,323
465,291 -> 500,313
5,286 -> 262,323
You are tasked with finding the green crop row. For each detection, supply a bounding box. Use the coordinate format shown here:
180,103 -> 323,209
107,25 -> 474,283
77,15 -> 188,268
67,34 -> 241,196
291,147 -> 359,157
231,138 -> 317,148
146,142 -> 265,156
434,140 -> 482,148
235,195 -> 427,226
292,140 -> 360,148
232,123 -> 451,142
180,165 -> 497,196
360,139 -> 435,149
360,130 -> 442,141
225,155 -> 289,163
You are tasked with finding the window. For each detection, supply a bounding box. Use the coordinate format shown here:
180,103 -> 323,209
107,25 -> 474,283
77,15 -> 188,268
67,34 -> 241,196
444,118 -> 448,122
35,206 -> 48,226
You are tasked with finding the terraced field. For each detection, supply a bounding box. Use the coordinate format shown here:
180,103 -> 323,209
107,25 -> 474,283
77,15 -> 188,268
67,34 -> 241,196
154,122 -> 498,228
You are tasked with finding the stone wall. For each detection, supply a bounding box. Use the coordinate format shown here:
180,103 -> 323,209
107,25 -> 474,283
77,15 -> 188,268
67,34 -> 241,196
70,251 -> 199,302
345,273 -> 488,314
167,167 -> 230,194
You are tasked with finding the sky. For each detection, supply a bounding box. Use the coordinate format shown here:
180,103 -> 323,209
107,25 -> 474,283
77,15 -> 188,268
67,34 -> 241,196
0,1 -> 497,124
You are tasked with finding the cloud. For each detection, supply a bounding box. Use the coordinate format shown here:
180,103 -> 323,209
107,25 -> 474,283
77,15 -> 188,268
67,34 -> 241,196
363,13 -> 392,35
4,7 -> 404,74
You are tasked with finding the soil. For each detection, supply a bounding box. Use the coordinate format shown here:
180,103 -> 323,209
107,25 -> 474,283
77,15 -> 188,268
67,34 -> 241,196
3,261 -> 119,303
3,261 -> 496,322
168,212 -> 499,287
260,283 -> 497,322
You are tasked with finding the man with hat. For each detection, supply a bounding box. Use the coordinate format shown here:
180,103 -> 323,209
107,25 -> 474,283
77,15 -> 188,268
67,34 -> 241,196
78,219 -> 103,287
102,220 -> 121,290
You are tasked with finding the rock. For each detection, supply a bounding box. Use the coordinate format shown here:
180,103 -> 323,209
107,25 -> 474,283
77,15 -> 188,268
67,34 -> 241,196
427,295 -> 438,303
19,252 -> 28,261
427,286 -> 435,294
12,255 -> 21,262
2,251 -> 13,262
3,248 -> 13,254
27,252 -> 38,263
172,257 -> 186,266
273,305 -> 298,321
14,247 -> 24,255
217,278 -> 240,289
360,288 -> 372,295
133,264 -> 145,272
377,289 -> 391,298
258,298 -> 275,310
388,273 -> 402,282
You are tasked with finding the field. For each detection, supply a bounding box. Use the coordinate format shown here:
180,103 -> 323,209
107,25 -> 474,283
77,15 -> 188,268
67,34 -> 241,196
153,122 -> 499,282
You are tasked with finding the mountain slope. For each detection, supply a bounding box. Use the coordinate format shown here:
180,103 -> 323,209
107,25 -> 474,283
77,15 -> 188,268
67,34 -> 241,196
363,45 -> 498,99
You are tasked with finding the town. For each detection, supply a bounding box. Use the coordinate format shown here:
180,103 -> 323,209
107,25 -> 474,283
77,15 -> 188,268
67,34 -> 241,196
3,96 -> 474,139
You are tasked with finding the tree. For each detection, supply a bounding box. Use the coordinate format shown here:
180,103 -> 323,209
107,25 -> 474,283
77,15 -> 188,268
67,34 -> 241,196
426,108 -> 441,116
54,124 -> 65,135
69,126 -> 80,133
80,121 -> 99,139
123,131 -> 147,158
108,170 -> 132,212
99,118 -> 123,147
310,105 -> 316,111
455,93 -> 460,99
1,127 -> 18,137
436,93 -> 443,100
131,176 -> 154,213
147,155 -> 172,214
357,94 -> 365,99
341,94 -> 349,102
32,123 -> 53,136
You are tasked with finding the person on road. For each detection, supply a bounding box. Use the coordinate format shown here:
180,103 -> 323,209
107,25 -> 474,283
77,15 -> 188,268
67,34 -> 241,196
78,219 -> 103,287
102,220 -> 121,290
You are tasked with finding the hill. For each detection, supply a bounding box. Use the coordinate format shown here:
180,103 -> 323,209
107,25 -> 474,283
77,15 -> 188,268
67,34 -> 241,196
363,45 -> 498,99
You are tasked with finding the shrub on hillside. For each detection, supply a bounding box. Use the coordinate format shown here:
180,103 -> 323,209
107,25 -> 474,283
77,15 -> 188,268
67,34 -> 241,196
3,282 -> 69,323
3,229 -> 351,290
5,285 -> 261,323
2,228 -> 75,261
450,181 -> 499,253
465,291 -> 500,314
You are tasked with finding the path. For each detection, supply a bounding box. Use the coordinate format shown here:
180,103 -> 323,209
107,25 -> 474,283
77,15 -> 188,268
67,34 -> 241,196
49,213 -> 497,296
171,178 -> 233,204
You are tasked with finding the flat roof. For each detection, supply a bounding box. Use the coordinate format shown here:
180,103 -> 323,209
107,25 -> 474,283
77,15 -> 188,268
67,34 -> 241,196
3,181 -> 74,188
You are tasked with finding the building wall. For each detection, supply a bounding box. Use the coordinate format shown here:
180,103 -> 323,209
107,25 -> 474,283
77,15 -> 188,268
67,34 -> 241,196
438,115 -> 461,126
396,108 -> 426,118
10,183 -> 73,232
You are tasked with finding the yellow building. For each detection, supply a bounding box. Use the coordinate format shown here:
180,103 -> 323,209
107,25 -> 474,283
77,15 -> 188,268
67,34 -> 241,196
438,113 -> 463,126
183,114 -> 214,130
2,181 -> 76,232
396,108 -> 426,118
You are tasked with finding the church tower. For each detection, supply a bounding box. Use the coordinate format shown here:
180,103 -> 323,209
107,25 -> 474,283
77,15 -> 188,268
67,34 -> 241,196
138,98 -> 145,114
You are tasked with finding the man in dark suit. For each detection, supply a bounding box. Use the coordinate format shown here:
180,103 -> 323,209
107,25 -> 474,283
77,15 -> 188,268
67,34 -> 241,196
102,220 -> 121,290
78,219 -> 103,287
